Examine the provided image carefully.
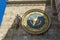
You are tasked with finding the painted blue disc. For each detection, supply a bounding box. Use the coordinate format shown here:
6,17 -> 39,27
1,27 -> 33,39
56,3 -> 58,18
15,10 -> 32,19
27,14 -> 45,29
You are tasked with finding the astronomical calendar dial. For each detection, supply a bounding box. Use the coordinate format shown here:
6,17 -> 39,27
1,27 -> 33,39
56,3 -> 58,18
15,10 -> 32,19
22,9 -> 51,34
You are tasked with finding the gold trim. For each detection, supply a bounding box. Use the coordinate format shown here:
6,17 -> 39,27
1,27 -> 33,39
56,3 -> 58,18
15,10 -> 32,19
22,9 -> 50,33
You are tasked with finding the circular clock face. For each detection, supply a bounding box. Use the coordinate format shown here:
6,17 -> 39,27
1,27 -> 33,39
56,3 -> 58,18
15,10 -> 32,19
22,9 -> 51,34
27,14 -> 45,29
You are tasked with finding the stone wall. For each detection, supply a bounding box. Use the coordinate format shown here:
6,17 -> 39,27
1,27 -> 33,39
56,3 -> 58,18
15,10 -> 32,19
0,0 -> 60,40
7,0 -> 46,1
0,3 -> 46,40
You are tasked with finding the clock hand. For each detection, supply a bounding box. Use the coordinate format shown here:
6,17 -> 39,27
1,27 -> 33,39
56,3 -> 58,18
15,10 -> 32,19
33,18 -> 37,26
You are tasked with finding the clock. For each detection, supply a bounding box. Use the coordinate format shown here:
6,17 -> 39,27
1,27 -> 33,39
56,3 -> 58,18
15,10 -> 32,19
22,9 -> 51,34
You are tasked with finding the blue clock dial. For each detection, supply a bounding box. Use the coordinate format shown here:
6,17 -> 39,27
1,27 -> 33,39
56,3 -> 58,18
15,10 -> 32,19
27,14 -> 45,29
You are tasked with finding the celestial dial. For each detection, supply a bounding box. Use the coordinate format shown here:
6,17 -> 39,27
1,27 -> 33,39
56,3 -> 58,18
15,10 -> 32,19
22,9 -> 51,34
27,14 -> 45,29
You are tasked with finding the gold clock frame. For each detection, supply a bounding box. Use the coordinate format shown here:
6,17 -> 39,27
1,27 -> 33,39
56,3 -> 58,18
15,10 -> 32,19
21,9 -> 51,34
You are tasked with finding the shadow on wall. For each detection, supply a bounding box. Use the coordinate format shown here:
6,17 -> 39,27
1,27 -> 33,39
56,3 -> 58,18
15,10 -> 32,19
2,14 -> 25,40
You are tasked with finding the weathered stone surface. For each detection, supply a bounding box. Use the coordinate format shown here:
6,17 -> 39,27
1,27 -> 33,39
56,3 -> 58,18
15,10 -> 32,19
7,0 -> 47,1
0,0 -> 60,40
0,4 -> 46,40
